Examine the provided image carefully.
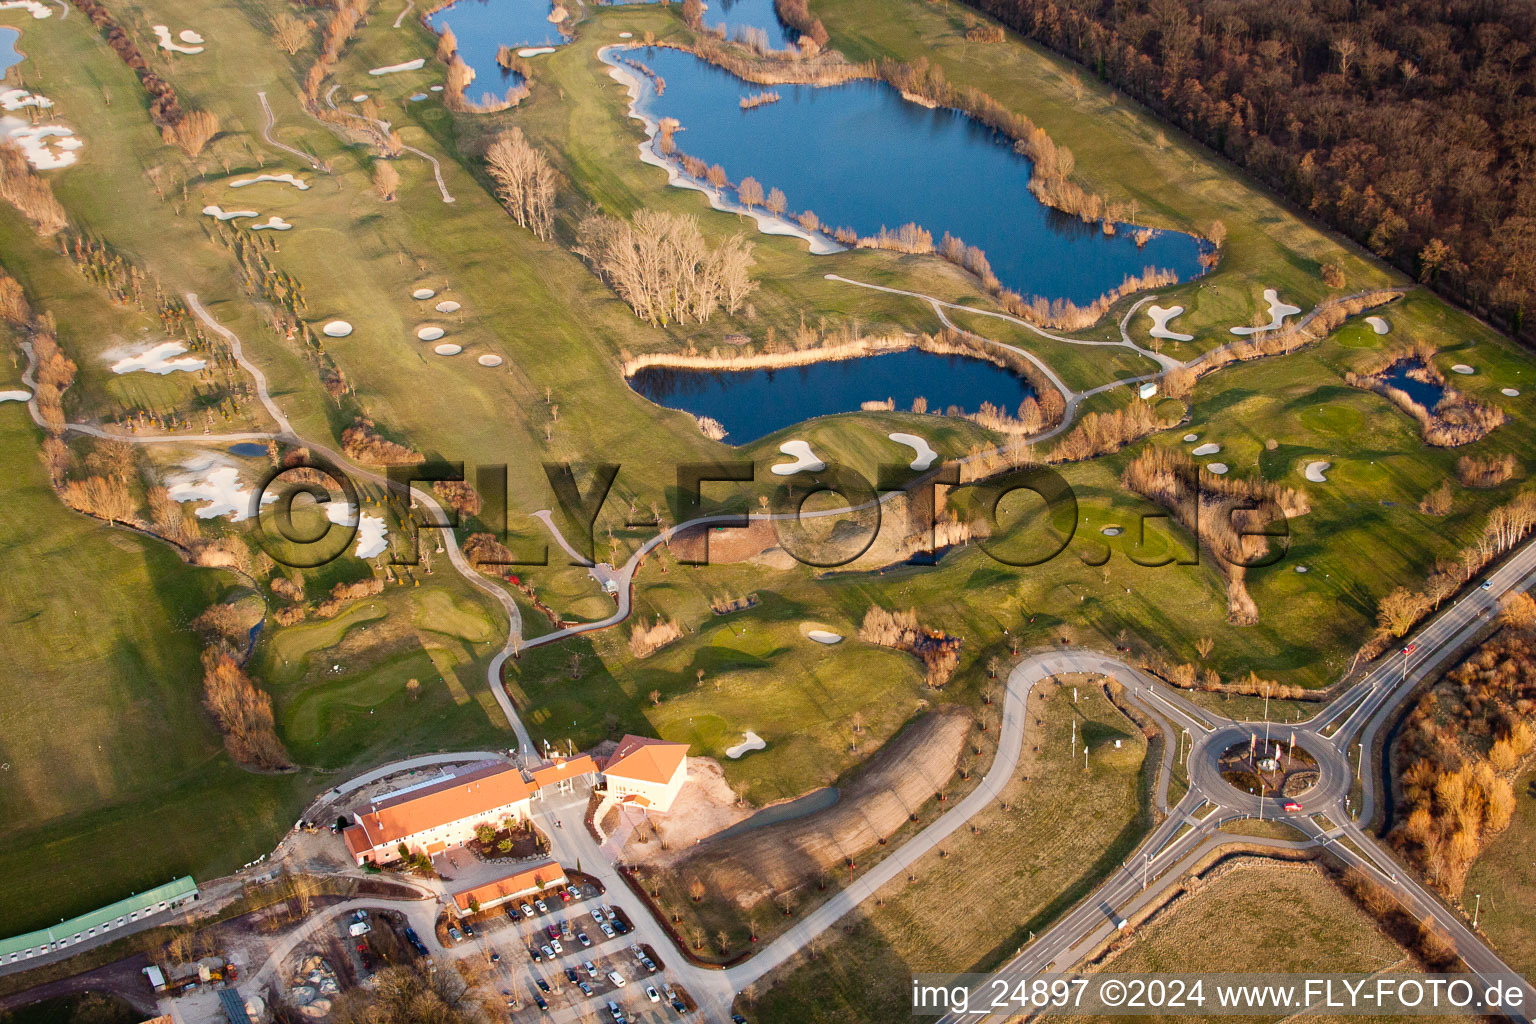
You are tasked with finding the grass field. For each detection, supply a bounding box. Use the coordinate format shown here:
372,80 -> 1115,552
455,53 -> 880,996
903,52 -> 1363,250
1,0 -> 1534,945
741,676 -> 1151,1022
1463,768 -> 1536,979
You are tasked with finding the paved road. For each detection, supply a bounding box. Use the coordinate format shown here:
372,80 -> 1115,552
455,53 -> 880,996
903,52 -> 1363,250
255,91 -> 320,169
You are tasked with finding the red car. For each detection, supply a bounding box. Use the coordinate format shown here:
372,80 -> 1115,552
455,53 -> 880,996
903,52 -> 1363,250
1283,800 -> 1302,812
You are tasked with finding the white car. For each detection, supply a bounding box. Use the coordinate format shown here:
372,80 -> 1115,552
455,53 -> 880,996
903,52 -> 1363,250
589,908 -> 606,924
540,945 -> 555,960
550,939 -> 563,954
520,903 -> 535,918
535,899 -> 548,913
608,971 -> 626,988
583,959 -> 599,977
600,922 -> 615,938
645,985 -> 660,1003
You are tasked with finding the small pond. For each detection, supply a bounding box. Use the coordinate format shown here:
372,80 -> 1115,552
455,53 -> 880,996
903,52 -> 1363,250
627,347 -> 1036,443
0,28 -> 21,77
1381,359 -> 1446,409
426,0 -> 569,95
229,442 -> 269,457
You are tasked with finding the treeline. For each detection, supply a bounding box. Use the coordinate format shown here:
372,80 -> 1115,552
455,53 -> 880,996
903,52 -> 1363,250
1123,449 -> 1309,624
71,0 -> 185,128
192,601 -> 291,771
858,606 -> 962,688
0,143 -> 66,235
575,209 -> 755,327
483,128 -> 557,241
1391,629 -> 1535,894
1345,342 -> 1506,447
301,0 -> 371,110
341,417 -> 424,466
273,576 -> 386,626
958,0 -> 1536,341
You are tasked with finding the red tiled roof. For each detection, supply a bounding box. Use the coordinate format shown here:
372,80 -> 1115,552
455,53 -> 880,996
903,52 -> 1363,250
531,754 -> 596,790
342,824 -> 371,860
603,735 -> 687,786
355,762 -> 532,850
451,860 -> 565,912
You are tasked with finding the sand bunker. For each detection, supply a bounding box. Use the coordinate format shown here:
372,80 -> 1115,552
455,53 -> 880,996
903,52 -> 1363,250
477,354 -> 503,367
1295,565 -> 1309,573
518,46 -> 556,56
1452,364 -> 1475,375
411,287 -> 435,299
167,456 -> 273,521
1502,388 -> 1520,397
807,630 -> 842,644
325,501 -> 388,559
430,85 -> 444,92
770,439 -> 825,476
1304,460 -> 1331,483
230,173 -> 309,191
0,1 -> 53,18
152,25 -> 203,54
201,204 -> 258,222
1365,316 -> 1390,335
1146,304 -> 1193,342
1183,433 -> 1199,442
180,29 -> 203,43
0,388 -> 31,402
1230,288 -> 1301,336
369,58 -> 425,75
351,94 -> 369,102
434,299 -> 461,313
726,731 -> 766,758
416,325 -> 444,341
251,216 -> 291,231
322,321 -> 352,337
408,93 -> 428,101
1207,463 -> 1229,474
1191,442 -> 1221,456
888,432 -> 937,470
107,340 -> 205,375
618,31 -> 633,38
2,113 -> 79,169
1100,525 -> 1122,536
1,88 -> 52,112
434,343 -> 462,355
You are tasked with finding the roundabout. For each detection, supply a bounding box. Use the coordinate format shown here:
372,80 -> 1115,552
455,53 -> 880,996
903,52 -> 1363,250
1189,722 -> 1351,819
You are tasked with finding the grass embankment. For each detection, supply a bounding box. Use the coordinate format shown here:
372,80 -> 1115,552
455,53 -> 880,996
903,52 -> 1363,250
741,678 -> 1151,1023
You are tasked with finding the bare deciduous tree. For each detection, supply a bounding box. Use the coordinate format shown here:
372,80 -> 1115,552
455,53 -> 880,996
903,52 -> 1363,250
272,13 -> 310,55
574,209 -> 755,326
484,127 -> 557,240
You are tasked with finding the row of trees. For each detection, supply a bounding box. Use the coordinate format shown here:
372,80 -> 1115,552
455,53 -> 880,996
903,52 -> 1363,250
959,0 -> 1536,340
575,209 -> 756,327
341,417 -> 425,466
0,143 -> 66,235
483,128 -> 558,241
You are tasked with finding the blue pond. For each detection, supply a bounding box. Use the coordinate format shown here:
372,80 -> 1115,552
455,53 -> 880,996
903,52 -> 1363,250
1381,360 -> 1446,409
0,28 -> 23,76
426,0 -> 568,98
229,442 -> 269,457
621,47 -> 1207,305
701,0 -> 799,52
628,347 -> 1035,443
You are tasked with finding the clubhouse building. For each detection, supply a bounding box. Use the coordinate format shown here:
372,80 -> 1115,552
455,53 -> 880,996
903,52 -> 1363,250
599,735 -> 689,813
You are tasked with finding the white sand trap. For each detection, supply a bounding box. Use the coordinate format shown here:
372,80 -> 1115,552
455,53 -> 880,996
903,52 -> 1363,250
1191,442 -> 1221,456
1207,463 -> 1229,474
1230,288 -> 1301,335
151,25 -> 203,54
1137,382 -> 1158,400
179,29 -> 203,43
409,93 -> 427,101
107,340 -> 205,375
0,89 -> 52,112
201,204 -> 258,222
351,93 -> 369,102
1304,460 -> 1331,483
1295,565 -> 1309,573
1100,525 -> 1122,536
325,501 -> 388,559
167,456 -> 273,521
322,320 -> 352,338
518,46 -> 556,56
1183,433 -> 1198,442
230,172 -> 309,191
434,343 -> 462,355
0,1 -> 53,18
806,630 -> 842,645
251,216 -> 291,231
1502,388 -> 1520,397
618,31 -> 633,38
1365,316 -> 1390,335
726,731 -> 766,758
1146,304 -> 1193,342
412,287 -> 435,299
0,389 -> 31,402
770,439 -> 825,476
434,299 -> 460,313
430,85 -> 444,92
477,354 -> 503,367
888,432 -> 937,470
369,58 -> 425,75
1,115 -> 78,169
1452,364 -> 1475,375
416,325 -> 444,341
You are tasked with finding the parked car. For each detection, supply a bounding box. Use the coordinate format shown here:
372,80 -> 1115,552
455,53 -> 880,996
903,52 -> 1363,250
608,971 -> 626,988
607,1001 -> 626,1024
641,957 -> 657,973
579,981 -> 594,997
733,1016 -> 749,1023
612,919 -> 630,935
645,985 -> 661,1003
629,944 -> 645,960
599,922 -> 615,938
550,939 -> 564,954
520,903 -> 535,918
583,959 -> 599,977
463,923 -> 475,938
535,899 -> 549,913
565,886 -> 582,901
490,951 -> 500,963
565,967 -> 579,983
536,978 -> 550,993
671,997 -> 687,1012
447,926 -> 462,942
534,994 -> 548,1012
558,889 -> 571,903
577,932 -> 592,947
547,924 -> 560,940
404,927 -> 421,944
529,945 -> 543,963
589,907 -> 606,923
540,945 -> 555,960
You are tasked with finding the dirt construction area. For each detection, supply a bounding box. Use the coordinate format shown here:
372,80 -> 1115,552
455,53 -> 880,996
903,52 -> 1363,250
619,758 -> 752,865
676,707 -> 971,908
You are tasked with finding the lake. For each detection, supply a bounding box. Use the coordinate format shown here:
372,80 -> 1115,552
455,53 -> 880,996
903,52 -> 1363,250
426,0 -> 569,97
0,28 -> 21,76
615,47 -> 1207,305
627,347 -> 1036,443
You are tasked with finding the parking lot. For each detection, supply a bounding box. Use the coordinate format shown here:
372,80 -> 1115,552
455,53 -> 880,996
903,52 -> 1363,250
438,883 -> 697,1022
